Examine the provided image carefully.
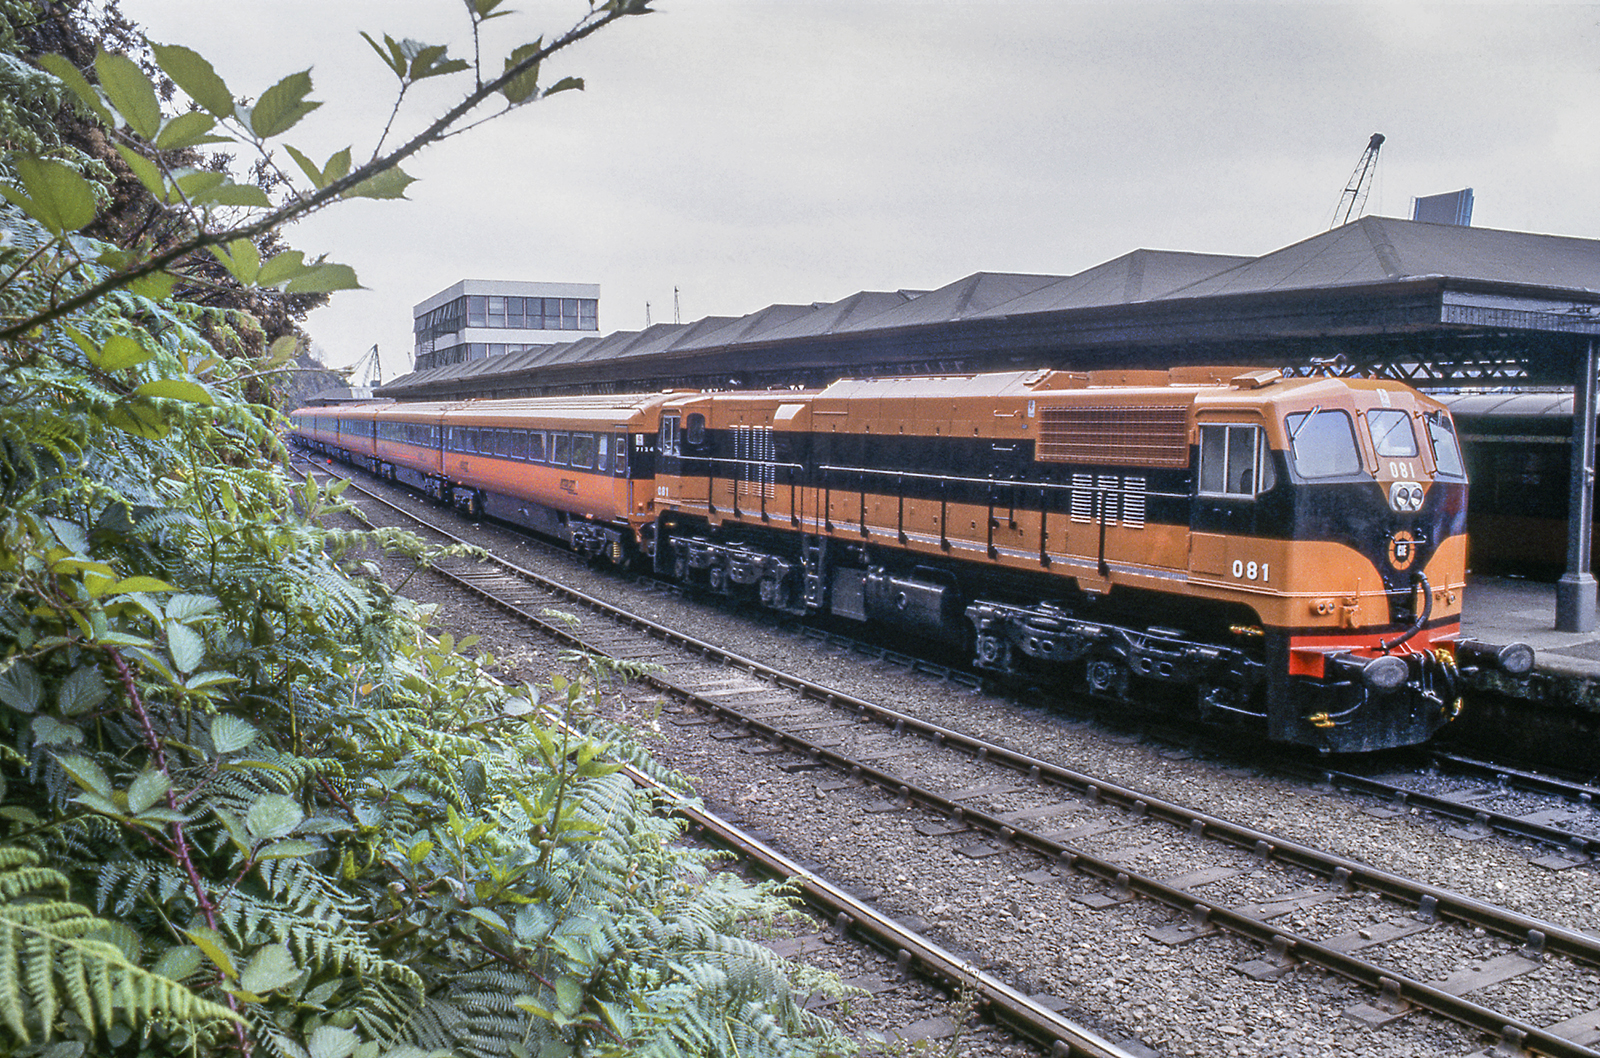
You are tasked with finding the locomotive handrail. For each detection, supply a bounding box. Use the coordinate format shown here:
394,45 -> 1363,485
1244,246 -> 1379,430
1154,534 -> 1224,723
814,463 -> 1192,501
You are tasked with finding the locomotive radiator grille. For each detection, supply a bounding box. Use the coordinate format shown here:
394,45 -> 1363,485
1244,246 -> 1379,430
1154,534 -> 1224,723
1037,405 -> 1189,467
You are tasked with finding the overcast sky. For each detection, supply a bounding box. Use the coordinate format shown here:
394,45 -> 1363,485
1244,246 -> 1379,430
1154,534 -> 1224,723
116,1 -> 1600,381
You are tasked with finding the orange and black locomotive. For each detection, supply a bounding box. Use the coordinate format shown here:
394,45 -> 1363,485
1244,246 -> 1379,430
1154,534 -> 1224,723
293,366 -> 1532,753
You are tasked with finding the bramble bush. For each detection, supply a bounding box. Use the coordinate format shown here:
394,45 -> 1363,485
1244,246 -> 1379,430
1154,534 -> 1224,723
0,2 -> 855,1055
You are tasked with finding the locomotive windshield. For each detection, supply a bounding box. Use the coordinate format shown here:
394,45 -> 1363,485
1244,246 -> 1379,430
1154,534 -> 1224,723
1366,409 -> 1418,458
1284,408 -> 1362,478
1425,412 -> 1467,479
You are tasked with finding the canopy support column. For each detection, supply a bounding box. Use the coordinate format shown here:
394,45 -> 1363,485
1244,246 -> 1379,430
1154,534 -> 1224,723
1557,338 -> 1598,632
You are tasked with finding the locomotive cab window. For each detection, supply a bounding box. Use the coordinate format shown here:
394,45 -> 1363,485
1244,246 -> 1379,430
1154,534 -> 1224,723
1366,409 -> 1418,458
1199,424 -> 1273,497
1425,412 -> 1467,479
660,415 -> 680,458
686,413 -> 706,448
1284,408 -> 1363,479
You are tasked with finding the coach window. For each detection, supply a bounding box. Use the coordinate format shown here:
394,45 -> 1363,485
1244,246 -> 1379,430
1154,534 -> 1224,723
570,433 -> 596,470
528,431 -> 545,463
552,432 -> 570,466
1425,412 -> 1467,479
1199,424 -> 1270,497
595,433 -> 610,470
1284,408 -> 1363,478
511,432 -> 528,460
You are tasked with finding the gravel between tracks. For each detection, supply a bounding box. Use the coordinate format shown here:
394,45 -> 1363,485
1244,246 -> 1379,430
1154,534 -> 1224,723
333,473 -> 1600,1058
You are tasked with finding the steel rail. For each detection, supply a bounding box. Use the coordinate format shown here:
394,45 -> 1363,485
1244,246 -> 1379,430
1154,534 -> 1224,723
1304,764 -> 1599,858
316,460 -> 1600,1057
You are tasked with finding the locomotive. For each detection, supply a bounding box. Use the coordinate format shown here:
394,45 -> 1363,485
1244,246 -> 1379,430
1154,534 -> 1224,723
292,366 -> 1533,753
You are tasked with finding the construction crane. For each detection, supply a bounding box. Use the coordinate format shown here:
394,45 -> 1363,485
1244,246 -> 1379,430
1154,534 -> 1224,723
346,344 -> 382,389
1331,132 -> 1384,228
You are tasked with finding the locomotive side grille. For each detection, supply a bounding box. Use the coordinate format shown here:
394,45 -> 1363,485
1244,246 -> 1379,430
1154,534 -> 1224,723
1071,473 -> 1096,523
1069,474 -> 1148,528
732,425 -> 776,499
1122,475 -> 1147,529
1037,405 -> 1189,467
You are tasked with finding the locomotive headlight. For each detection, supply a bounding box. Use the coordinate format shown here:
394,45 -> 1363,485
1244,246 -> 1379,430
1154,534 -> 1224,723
1388,481 -> 1424,512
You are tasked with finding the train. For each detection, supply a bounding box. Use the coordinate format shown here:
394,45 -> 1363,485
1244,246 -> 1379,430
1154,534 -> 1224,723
292,367 -> 1535,754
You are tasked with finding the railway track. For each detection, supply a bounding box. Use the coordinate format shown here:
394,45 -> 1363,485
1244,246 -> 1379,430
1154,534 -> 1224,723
304,460 -> 1132,1058
310,458 -> 1600,1057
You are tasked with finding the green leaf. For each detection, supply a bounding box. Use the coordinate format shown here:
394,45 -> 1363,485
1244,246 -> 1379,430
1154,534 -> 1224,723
466,907 -> 508,934
342,166 -> 414,201
359,32 -> 408,79
94,50 -> 162,139
4,155 -> 97,234
501,41 -> 543,105
544,76 -> 584,98
246,793 -> 304,841
152,945 -> 203,983
250,70 -> 320,138
256,250 -> 305,288
106,576 -> 176,594
256,839 -> 318,860
0,663 -> 43,714
191,182 -> 271,208
57,665 -> 108,716
165,593 -> 219,623
554,975 -> 584,1017
155,111 -> 220,151
183,927 -> 237,979
150,42 -> 235,117
127,271 -> 177,300
56,754 -> 113,799
90,334 -> 154,372
113,143 -> 167,198
37,53 -> 115,126
210,238 -> 261,284
107,399 -> 169,439
210,715 -> 257,754
127,769 -> 171,814
31,715 -> 84,748
309,1025 -> 358,1058
240,944 -> 299,994
284,262 -> 361,294
166,622 -> 205,674
135,379 -> 214,405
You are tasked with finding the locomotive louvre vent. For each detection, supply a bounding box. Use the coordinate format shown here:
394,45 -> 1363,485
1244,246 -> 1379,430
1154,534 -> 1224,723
1037,405 -> 1189,467
1070,474 -> 1147,528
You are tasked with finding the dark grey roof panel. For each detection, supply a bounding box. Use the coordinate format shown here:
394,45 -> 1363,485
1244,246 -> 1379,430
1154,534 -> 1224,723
1169,216 -> 1600,299
754,290 -> 922,342
831,272 -> 1061,333
975,249 -> 1250,318
670,303 -> 820,351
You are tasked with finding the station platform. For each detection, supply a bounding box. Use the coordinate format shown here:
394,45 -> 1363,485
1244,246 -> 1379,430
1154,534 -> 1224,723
1462,575 -> 1600,679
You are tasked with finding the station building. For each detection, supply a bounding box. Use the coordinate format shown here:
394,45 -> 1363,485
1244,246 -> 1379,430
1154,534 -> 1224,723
411,280 -> 600,371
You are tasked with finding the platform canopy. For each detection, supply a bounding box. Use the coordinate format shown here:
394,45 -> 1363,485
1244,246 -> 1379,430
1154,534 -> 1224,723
379,217 -> 1600,402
